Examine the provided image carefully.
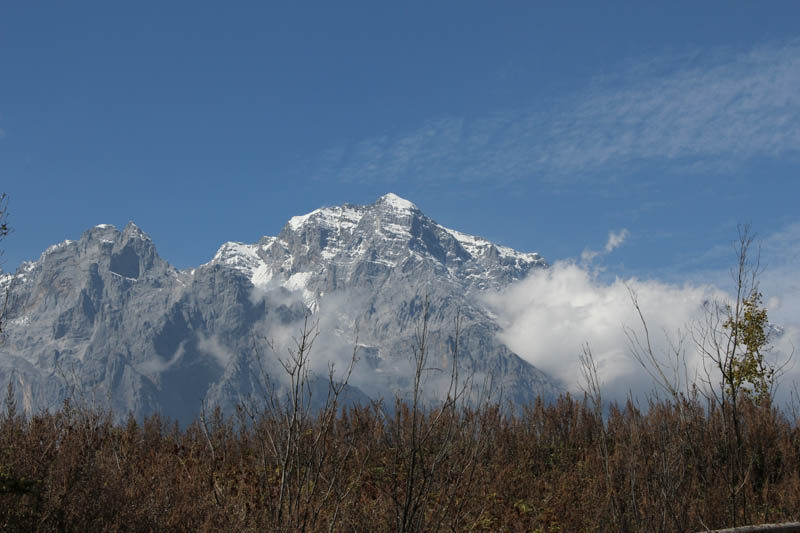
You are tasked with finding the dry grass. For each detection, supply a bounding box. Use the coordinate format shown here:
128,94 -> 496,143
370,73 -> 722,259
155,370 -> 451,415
1,391 -> 800,532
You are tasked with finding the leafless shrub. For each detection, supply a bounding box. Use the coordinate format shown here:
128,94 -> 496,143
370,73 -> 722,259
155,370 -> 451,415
379,295 -> 495,532
237,313 -> 371,532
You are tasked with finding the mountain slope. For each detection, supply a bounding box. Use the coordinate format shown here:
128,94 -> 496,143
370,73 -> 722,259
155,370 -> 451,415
0,194 -> 560,423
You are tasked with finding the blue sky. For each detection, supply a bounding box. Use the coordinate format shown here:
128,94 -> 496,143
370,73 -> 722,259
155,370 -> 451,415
1,2 -> 799,286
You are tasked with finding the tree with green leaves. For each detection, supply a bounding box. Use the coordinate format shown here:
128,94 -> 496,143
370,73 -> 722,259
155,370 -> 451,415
692,224 -> 791,526
626,224 -> 791,527
695,224 -> 787,411
722,289 -> 774,404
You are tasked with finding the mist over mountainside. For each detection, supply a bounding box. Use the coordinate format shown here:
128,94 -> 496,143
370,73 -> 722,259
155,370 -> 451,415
0,193 -> 561,424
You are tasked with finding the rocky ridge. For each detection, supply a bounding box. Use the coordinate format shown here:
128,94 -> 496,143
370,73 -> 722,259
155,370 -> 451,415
0,194 -> 560,423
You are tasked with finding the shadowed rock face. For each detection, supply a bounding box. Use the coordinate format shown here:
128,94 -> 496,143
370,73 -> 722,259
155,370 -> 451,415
0,195 -> 561,424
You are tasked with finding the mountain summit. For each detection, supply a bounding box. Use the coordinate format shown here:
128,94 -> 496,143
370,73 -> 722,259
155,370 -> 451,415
216,192 -> 544,296
0,194 -> 559,423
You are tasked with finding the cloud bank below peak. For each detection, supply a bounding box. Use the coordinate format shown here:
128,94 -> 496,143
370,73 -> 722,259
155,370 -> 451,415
311,39 -> 800,186
482,221 -> 800,406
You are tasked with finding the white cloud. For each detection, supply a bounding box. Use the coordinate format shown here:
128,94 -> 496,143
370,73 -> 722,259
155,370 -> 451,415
197,334 -> 235,368
483,262 -> 724,402
761,222 -> 800,326
254,288 -> 373,394
582,229 -> 630,263
604,229 -> 629,253
313,40 -> 800,186
483,222 -> 800,405
137,341 -> 186,375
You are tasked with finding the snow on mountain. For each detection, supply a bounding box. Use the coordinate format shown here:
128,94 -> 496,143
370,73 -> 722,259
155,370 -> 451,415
379,192 -> 418,211
212,192 -> 546,294
0,194 -> 560,424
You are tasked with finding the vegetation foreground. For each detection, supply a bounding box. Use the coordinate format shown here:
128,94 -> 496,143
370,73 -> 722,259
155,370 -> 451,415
2,209 -> 797,531
1,391 -> 800,532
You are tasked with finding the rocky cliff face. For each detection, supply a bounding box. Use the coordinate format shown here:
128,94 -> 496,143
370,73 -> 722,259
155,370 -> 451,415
0,194 -> 561,423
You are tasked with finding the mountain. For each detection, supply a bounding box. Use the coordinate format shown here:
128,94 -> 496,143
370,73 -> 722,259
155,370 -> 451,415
0,194 -> 561,423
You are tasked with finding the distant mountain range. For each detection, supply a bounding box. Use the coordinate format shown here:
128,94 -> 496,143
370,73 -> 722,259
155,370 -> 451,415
0,193 -> 561,423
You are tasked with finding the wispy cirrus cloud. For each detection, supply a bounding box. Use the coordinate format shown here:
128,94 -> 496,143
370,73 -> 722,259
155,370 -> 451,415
312,40 -> 800,186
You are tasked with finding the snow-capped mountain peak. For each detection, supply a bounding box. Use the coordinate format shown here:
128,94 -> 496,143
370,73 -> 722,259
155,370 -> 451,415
286,203 -> 365,233
0,193 -> 560,423
378,192 -> 417,212
212,194 -> 546,294
285,192 -> 416,234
